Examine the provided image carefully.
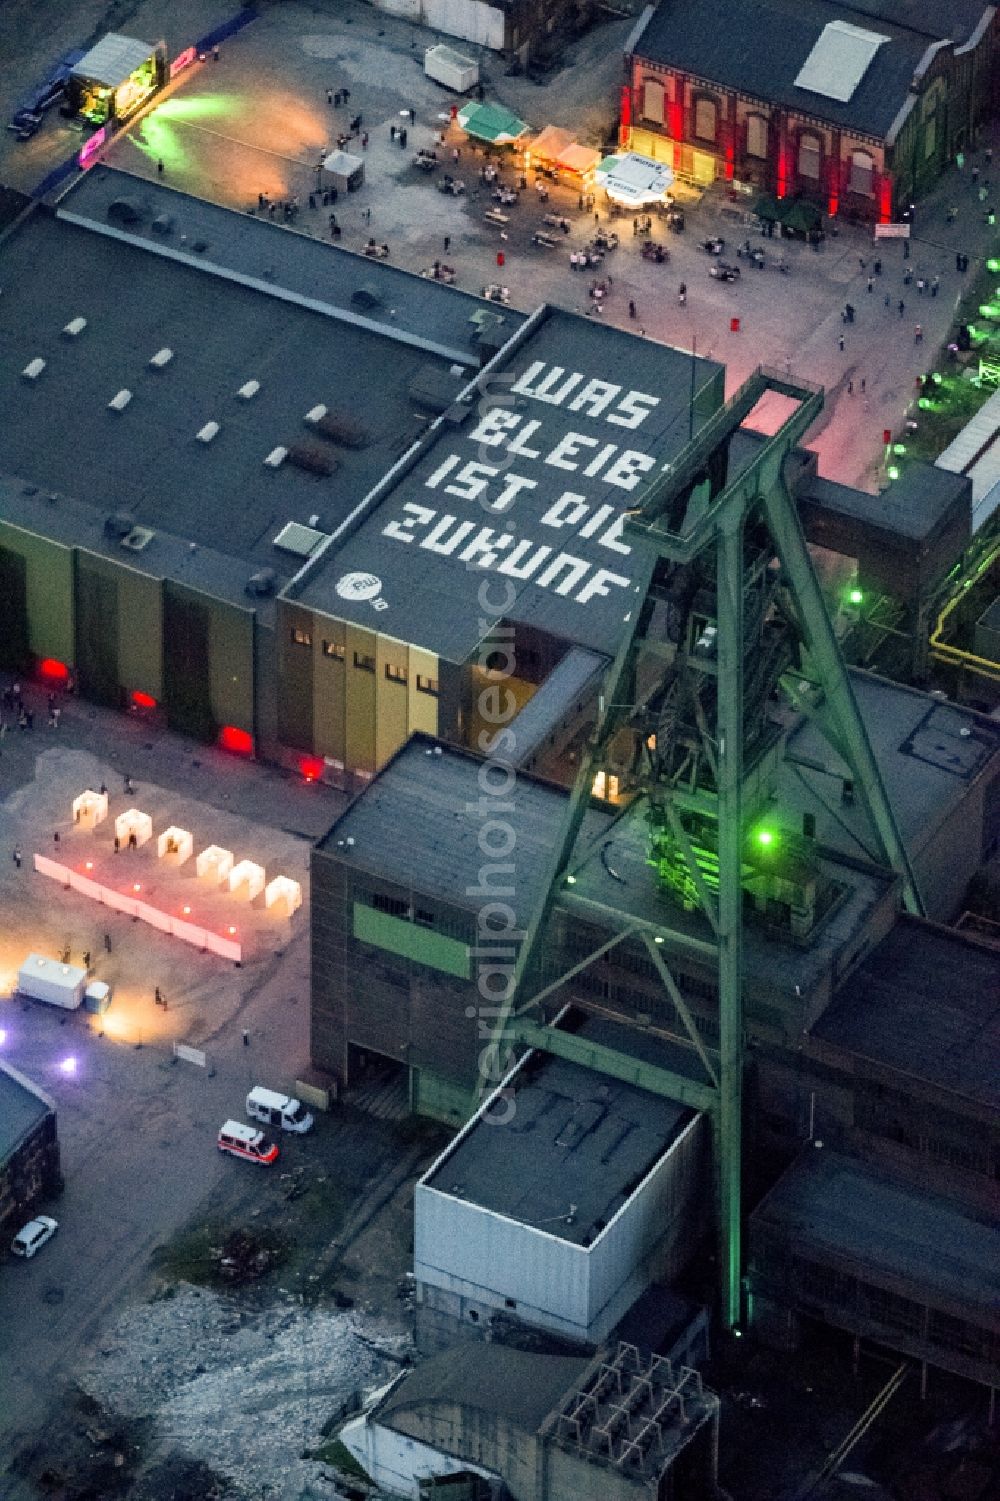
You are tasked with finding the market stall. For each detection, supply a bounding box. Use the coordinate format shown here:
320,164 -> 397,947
322,149 -> 364,194
595,152 -> 675,208
229,859 -> 265,902
72,789 -> 108,830
456,101 -> 529,148
264,875 -> 302,916
66,34 -> 166,126
157,826 -> 193,865
114,808 -> 152,848
196,845 -> 234,884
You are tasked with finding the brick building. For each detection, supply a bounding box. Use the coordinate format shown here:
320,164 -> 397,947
623,0 -> 1000,221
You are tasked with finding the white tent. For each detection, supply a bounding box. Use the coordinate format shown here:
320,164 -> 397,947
322,149 -> 364,193
157,826 -> 193,865
229,859 -> 265,902
264,875 -> 302,916
115,808 -> 152,848
196,845 -> 234,884
73,789 -> 108,830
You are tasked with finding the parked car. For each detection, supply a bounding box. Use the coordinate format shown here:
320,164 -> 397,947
10,1215 -> 58,1259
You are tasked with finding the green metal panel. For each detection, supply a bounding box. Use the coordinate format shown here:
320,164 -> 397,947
353,903 -> 471,978
412,1067 -> 477,1125
506,1019 -> 717,1114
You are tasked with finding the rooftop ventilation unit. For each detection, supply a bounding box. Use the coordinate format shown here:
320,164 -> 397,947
62,317 -> 87,338
304,404 -> 328,425
151,214 -> 174,235
237,380 -> 260,400
121,526 -> 155,552
246,568 -> 278,597
286,443 -> 337,477
351,285 -> 382,310
273,520 -> 329,557
314,411 -> 369,448
149,347 -> 173,369
104,512 -> 135,540
22,358 -> 46,381
263,446 -> 287,468
196,421 -> 220,443
108,388 -> 132,412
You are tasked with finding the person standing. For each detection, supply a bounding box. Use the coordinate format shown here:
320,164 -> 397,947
628,299 -> 637,319
444,235 -> 451,253
915,323 -> 923,343
898,299 -> 905,317
12,846 -> 21,869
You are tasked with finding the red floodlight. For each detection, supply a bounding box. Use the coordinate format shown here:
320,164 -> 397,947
299,756 -> 324,783
131,690 -> 157,710
219,725 -> 254,756
38,658 -> 70,683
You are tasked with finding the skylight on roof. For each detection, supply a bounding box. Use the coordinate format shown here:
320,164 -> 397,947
794,20 -> 889,103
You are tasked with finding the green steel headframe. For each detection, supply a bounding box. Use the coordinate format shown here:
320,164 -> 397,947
492,367 -> 923,1331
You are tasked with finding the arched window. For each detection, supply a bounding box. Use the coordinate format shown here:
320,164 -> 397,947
746,114 -> 768,159
849,150 -> 874,195
642,77 -> 665,126
798,132 -> 821,180
694,95 -> 718,143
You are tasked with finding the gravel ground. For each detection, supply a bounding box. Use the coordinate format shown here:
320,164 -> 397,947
79,1284 -> 411,1498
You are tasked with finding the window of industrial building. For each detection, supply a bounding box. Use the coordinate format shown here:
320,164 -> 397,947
693,95 -> 718,143
848,150 -> 874,195
353,651 -> 376,673
384,663 -> 408,684
416,674 -> 439,695
858,1282 -> 922,1335
370,891 -> 409,919
504,1297 -> 517,1309
290,627 -> 312,647
798,133 -> 821,180
642,77 -> 665,125
746,114 -> 768,159
414,908 -> 435,927
322,640 -> 345,660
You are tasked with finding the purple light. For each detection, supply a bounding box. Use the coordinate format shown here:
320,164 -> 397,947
59,1056 -> 78,1076
0,1028 -> 6,1047
78,126 -> 107,170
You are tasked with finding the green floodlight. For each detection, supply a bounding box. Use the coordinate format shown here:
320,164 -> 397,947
931,371 -> 943,385
917,397 -> 935,410
989,257 -> 1000,273
892,442 -> 907,455
848,587 -> 864,605
887,464 -> 900,481
755,828 -> 775,848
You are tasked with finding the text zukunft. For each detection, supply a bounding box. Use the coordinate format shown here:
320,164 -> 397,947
381,364 -> 665,608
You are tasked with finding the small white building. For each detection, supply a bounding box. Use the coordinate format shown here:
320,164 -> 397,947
414,1019 -> 708,1350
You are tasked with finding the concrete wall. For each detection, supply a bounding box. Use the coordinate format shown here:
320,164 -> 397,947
341,1407 -> 498,1500
0,523 -> 74,668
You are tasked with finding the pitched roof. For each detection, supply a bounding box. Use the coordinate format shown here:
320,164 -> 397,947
633,0 -> 966,138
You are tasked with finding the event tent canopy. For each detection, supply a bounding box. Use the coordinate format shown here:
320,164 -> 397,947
529,124 -> 600,176
595,152 -> 674,206
456,101 -> 529,145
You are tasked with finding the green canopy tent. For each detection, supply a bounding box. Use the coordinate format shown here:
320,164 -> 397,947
780,198 -> 822,233
753,192 -> 782,222
455,100 -> 530,146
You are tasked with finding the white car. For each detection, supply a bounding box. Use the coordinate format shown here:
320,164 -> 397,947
10,1215 -> 58,1259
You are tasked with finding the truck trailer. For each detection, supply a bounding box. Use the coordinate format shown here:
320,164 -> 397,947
16,955 -> 111,1012
424,44 -> 479,94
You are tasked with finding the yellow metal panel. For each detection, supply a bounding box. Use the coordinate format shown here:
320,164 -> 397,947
407,645 -> 440,740
344,624 -> 378,775
375,632 -> 410,769
312,613 -> 347,762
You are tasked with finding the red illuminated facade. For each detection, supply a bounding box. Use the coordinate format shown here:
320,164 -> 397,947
623,2 -> 1000,224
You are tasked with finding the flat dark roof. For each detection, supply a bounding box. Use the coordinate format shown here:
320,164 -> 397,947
780,672 -> 1000,863
0,1063 -> 53,1162
801,463 -> 971,542
634,0 -> 976,140
424,1015 -> 695,1247
298,309 -> 724,662
0,182 -> 501,583
751,1149 -> 1000,1312
315,733 -> 613,924
379,1345 -> 588,1434
813,916 -> 1000,1110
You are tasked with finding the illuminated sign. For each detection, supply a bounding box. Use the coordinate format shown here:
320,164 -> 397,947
378,360 -> 661,610
78,126 -> 107,169
170,46 -> 197,78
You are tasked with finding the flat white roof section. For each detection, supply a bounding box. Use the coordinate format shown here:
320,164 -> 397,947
794,20 -> 889,103
72,34 -> 154,88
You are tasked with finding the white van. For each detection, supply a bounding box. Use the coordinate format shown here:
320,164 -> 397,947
218,1119 -> 278,1165
246,1086 -> 314,1134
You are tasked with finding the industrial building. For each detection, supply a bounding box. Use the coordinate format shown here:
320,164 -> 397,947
0,1062 -> 61,1242
0,167 -> 981,795
622,0 -> 999,218
414,1017 -> 708,1350
311,360 -> 1000,1399
341,1340 -> 720,1501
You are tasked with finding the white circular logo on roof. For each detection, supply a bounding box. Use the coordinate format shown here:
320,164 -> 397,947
336,572 -> 383,602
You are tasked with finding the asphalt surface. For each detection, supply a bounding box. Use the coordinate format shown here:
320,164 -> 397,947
0,674 -> 351,1492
